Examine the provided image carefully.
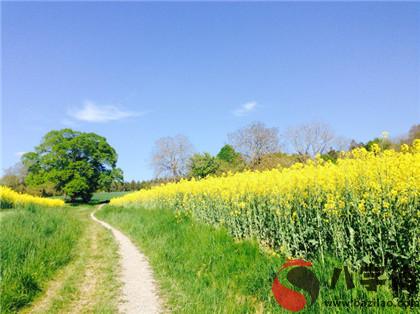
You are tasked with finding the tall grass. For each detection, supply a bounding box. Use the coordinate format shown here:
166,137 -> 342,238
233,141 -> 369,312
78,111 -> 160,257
0,205 -> 82,313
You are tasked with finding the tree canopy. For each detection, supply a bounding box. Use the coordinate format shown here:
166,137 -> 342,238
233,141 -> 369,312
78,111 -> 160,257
22,129 -> 123,202
188,152 -> 219,179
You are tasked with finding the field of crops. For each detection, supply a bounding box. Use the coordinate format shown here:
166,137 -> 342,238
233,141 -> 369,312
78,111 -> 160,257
0,186 -> 64,209
111,141 -> 420,294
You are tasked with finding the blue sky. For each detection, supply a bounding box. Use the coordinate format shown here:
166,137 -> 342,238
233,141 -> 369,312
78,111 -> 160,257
2,2 -> 419,180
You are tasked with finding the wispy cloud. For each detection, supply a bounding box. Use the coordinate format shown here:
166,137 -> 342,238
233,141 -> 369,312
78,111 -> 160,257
68,100 -> 143,123
233,101 -> 257,117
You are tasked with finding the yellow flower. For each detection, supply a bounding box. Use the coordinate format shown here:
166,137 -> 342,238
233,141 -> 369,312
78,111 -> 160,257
401,144 -> 409,153
371,143 -> 381,154
0,186 -> 64,208
358,201 -> 366,213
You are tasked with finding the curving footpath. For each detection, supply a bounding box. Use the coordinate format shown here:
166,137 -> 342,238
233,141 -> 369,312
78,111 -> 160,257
91,205 -> 162,314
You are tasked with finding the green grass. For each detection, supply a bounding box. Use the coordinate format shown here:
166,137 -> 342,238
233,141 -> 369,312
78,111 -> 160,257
0,205 -> 82,313
24,206 -> 120,314
97,206 -> 410,313
50,191 -> 130,204
90,191 -> 129,204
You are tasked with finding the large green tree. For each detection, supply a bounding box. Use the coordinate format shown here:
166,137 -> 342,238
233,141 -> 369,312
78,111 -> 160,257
22,129 -> 123,202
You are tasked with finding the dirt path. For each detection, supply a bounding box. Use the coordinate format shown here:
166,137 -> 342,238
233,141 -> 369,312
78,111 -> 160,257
25,206 -> 120,314
91,205 -> 163,314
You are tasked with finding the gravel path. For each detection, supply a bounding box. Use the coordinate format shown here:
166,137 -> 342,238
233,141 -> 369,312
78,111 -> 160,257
91,205 -> 162,314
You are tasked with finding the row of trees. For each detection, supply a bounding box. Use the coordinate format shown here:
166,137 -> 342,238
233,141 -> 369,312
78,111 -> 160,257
151,121 -> 343,179
1,123 -> 419,200
150,122 -> 420,180
108,178 -> 174,192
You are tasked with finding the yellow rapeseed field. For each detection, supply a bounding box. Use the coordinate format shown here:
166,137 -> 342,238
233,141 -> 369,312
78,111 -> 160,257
0,186 -> 65,208
111,141 -> 420,269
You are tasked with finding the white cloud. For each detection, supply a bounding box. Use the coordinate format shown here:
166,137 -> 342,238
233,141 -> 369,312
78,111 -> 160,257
68,101 -> 142,123
233,101 -> 257,116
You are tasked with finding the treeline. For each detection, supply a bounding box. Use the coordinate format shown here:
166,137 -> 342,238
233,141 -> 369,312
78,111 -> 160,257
1,123 -> 419,196
148,122 -> 420,181
107,178 -> 173,192
109,122 -> 419,191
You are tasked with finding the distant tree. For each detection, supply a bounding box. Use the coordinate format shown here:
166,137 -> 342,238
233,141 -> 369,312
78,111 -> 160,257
332,136 -> 351,152
216,145 -> 241,163
214,144 -> 246,174
22,129 -> 122,202
151,135 -> 194,179
228,122 -> 280,164
349,139 -> 364,150
400,124 -> 420,145
321,149 -> 340,163
188,153 -> 220,179
364,131 -> 393,151
0,162 -> 28,193
130,180 -> 137,191
407,124 -> 420,141
286,122 -> 335,158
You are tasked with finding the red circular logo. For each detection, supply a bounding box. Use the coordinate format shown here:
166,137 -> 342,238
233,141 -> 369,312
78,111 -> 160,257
272,259 -> 320,312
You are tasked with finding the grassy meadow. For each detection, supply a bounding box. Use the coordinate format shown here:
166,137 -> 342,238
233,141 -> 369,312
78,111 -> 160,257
0,188 -> 123,313
0,205 -> 81,313
49,191 -> 130,204
22,206 -> 121,314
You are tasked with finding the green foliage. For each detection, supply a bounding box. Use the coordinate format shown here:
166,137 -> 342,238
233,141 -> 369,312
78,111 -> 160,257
321,150 -> 340,163
107,178 -> 175,192
216,145 -> 246,174
188,152 -> 220,179
22,129 -> 123,202
90,191 -> 130,204
216,144 -> 241,163
0,206 -> 81,313
364,137 -> 392,151
187,146 -> 249,179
